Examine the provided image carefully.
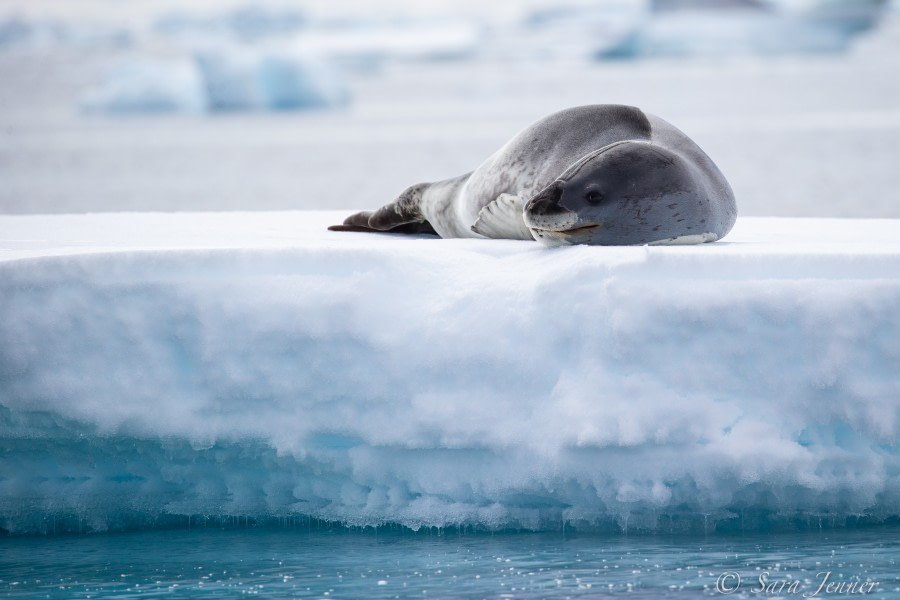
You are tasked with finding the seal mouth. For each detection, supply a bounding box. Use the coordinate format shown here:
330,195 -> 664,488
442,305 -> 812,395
532,224 -> 601,236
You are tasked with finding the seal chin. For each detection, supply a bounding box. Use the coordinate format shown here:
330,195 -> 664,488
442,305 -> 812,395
529,223 -> 603,247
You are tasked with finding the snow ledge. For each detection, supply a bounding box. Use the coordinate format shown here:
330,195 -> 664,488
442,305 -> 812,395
1,212 -> 898,534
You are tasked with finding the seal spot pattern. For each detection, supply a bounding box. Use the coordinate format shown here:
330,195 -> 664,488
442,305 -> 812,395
329,104 -> 736,246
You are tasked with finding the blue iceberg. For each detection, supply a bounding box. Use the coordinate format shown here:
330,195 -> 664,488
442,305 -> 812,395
0,14 -> 131,51
154,4 -> 308,42
80,58 -> 207,114
597,0 -> 889,59
81,46 -> 350,114
195,47 -> 349,111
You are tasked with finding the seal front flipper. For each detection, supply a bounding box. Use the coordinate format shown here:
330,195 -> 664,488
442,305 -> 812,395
471,193 -> 534,240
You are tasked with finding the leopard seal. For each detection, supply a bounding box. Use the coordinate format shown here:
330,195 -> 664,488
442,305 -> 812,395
329,104 -> 736,246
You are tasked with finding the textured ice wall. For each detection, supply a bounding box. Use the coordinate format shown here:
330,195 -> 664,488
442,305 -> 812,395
1,212 -> 898,534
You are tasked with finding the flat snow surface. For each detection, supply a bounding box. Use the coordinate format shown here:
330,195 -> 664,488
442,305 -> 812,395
3,211 -> 900,258
1,212 -> 898,534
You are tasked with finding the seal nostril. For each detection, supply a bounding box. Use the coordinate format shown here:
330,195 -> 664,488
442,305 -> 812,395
528,181 -> 564,212
547,182 -> 564,207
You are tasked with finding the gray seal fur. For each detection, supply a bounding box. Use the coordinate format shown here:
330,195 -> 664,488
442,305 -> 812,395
329,104 -> 736,246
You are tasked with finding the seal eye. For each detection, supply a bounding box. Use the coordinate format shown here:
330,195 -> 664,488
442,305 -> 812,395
585,190 -> 603,205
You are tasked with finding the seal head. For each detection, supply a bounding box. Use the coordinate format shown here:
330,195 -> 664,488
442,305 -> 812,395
524,140 -> 733,246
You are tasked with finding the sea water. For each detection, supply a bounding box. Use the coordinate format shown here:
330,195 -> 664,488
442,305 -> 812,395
2,527 -> 898,599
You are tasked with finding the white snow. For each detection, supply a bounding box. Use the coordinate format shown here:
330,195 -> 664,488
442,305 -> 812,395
1,212 -> 898,534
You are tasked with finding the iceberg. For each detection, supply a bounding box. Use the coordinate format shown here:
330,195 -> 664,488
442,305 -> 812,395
80,58 -> 207,114
598,0 -> 888,59
196,45 -> 349,111
0,14 -> 131,51
153,5 -> 480,65
0,15 -> 54,49
154,4 -> 308,42
1,212 -> 898,535
600,11 -> 851,58
517,2 -> 648,60
770,0 -> 889,35
81,46 -> 349,114
292,20 -> 482,67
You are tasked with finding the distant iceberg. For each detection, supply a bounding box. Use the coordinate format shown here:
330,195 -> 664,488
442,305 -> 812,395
195,46 -> 350,111
518,2 -> 648,60
154,4 -> 308,42
0,14 -> 131,51
1,212 -> 898,535
0,15 -> 55,49
293,20 -> 481,66
598,11 -> 850,59
81,46 -> 350,114
80,58 -> 207,114
597,0 -> 888,59
152,4 -> 480,66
